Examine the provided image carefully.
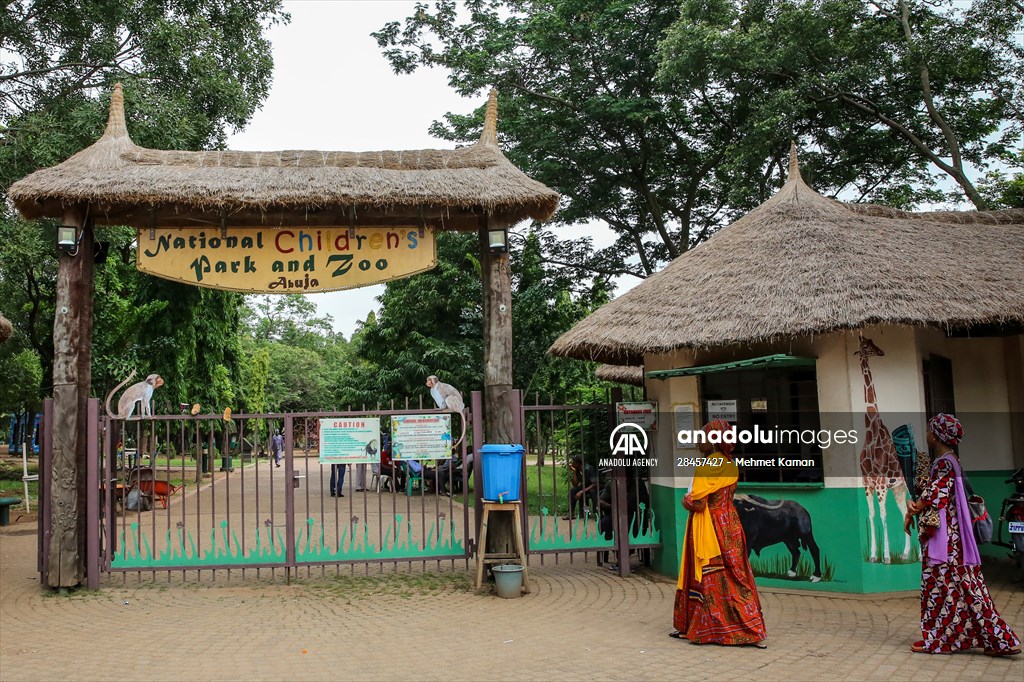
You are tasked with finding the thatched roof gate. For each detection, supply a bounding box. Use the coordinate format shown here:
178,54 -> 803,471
12,84 -> 556,588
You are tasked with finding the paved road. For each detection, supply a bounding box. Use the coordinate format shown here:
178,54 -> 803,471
1,519 -> 1021,681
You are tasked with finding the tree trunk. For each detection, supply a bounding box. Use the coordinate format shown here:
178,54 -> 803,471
480,221 -> 516,554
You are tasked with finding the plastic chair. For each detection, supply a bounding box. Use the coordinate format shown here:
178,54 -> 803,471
372,472 -> 393,493
21,443 -> 38,512
405,465 -> 422,496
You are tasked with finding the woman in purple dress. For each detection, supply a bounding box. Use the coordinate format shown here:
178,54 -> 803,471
906,414 -> 1020,656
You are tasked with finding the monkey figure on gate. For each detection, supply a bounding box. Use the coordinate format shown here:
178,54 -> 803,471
105,370 -> 164,419
426,374 -> 468,448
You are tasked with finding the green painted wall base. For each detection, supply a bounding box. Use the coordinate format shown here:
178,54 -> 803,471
650,482 -> 931,593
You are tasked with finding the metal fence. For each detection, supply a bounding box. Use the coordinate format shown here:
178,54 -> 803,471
517,387 -> 659,577
39,386 -> 659,586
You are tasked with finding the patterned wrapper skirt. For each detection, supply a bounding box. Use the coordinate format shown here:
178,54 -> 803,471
673,486 -> 766,646
920,563 -> 1020,653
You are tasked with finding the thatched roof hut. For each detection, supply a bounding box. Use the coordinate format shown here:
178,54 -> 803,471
595,364 -> 644,386
0,313 -> 11,343
8,85 -> 558,229
550,147 -> 1024,365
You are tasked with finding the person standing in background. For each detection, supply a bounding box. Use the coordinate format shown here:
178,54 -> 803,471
270,430 -> 284,468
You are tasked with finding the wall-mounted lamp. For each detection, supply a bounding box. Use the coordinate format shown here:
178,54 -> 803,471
57,225 -> 80,254
487,227 -> 507,253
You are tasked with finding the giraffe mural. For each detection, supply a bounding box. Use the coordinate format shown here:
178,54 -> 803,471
856,336 -> 912,563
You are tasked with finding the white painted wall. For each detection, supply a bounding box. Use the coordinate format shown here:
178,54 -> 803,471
640,326 -> 1023,485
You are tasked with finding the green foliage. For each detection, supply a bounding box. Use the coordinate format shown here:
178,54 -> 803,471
1,1 -> 288,415
1002,176 -> 1024,208
349,232 -> 484,403
657,0 -> 1023,209
265,343 -> 331,412
0,348 -> 43,413
375,0 -> 703,276
375,0 -> 1023,286
332,229 -> 610,406
0,219 -> 58,388
242,294 -> 338,349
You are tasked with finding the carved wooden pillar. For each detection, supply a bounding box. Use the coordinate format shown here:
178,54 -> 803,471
480,218 -> 516,554
49,206 -> 94,587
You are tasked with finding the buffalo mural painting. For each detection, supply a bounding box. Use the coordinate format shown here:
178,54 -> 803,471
733,493 -> 823,582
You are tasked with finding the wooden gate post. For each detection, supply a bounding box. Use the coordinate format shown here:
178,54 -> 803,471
49,206 -> 94,588
479,219 -> 516,555
479,221 -> 515,444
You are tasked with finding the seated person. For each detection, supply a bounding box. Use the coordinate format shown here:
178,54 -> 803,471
422,457 -> 449,494
430,448 -> 473,496
444,449 -> 473,496
565,455 -> 599,520
421,460 -> 440,493
599,469 -> 651,570
370,438 -> 405,490
597,475 -> 614,540
404,459 -> 423,486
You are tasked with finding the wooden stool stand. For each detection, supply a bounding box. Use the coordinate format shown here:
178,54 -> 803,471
474,501 -> 530,593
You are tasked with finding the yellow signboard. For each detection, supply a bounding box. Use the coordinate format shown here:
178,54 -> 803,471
137,226 -> 436,293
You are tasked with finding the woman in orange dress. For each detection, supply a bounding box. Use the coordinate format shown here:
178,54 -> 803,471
670,419 -> 767,647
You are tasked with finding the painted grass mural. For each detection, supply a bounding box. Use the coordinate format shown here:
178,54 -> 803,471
112,520 -> 285,568
528,504 -> 658,551
750,552 -> 837,582
112,513 -> 464,569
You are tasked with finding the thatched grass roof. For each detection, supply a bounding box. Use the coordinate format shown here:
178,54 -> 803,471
550,146 -> 1024,364
0,313 -> 11,343
8,85 -> 559,229
595,364 -> 644,386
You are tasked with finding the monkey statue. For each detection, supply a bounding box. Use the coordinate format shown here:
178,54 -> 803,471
426,375 -> 468,448
105,370 -> 164,420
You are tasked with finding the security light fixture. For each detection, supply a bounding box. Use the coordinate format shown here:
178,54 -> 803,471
488,227 -> 507,253
57,225 -> 80,253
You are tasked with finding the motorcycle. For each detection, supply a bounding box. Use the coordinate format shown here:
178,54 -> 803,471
994,465 -> 1024,569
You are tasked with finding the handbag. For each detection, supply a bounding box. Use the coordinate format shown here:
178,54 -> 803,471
964,476 -> 993,545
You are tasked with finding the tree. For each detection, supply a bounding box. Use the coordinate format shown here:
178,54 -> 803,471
353,232 -> 485,402
658,0 -> 1023,210
339,230 -> 611,408
1,0 -> 289,405
265,343 -> 331,413
243,294 -> 337,349
511,230 -> 609,396
0,348 -> 43,415
1,0 -> 287,152
375,0 -> 710,278
375,0 -> 1022,285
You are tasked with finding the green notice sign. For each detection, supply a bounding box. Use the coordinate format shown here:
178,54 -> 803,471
391,414 -> 451,461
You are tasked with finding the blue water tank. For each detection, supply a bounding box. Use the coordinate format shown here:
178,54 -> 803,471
480,444 -> 524,502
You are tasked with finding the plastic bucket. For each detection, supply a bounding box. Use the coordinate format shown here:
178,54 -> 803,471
481,444 -> 524,502
493,564 -> 525,598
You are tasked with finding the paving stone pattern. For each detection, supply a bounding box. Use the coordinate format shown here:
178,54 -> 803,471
1,520 -> 1021,681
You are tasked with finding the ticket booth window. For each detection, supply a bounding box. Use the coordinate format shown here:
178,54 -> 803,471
700,366 -> 824,484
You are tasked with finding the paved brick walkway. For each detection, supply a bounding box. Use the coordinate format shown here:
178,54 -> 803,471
1,519 -> 1021,681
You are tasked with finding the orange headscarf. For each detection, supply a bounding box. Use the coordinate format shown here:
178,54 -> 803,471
703,419 -> 736,457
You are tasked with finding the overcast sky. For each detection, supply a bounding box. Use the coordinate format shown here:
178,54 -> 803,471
225,1 -> 464,337
225,0 -> 626,338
